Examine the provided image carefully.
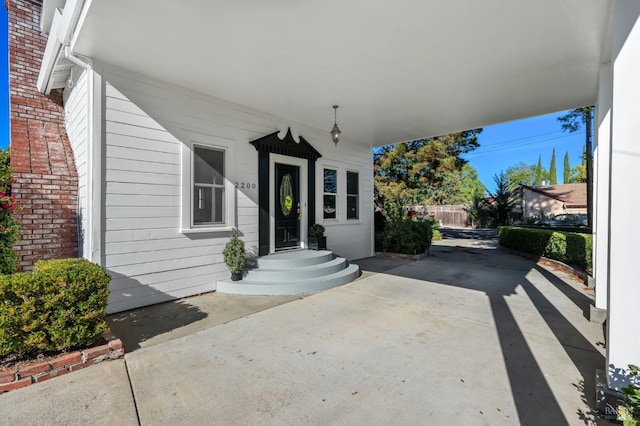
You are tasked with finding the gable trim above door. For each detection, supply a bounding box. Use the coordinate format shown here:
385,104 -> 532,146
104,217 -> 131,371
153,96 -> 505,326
250,128 -> 322,256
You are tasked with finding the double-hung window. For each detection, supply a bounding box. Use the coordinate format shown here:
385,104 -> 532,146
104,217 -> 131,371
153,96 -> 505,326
193,145 -> 225,226
323,168 -> 337,219
346,171 -> 359,220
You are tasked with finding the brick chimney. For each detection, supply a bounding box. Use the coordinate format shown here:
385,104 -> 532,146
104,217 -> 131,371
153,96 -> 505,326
6,0 -> 78,270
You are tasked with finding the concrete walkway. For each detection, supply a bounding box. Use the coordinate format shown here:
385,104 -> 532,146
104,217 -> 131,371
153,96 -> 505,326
0,232 -> 610,425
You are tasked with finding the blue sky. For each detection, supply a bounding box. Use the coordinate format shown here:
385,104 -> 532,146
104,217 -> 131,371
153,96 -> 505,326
0,8 -> 585,192
463,111 -> 587,192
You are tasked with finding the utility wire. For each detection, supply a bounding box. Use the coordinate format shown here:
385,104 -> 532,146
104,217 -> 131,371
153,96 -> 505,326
479,129 -> 567,148
465,132 -> 583,157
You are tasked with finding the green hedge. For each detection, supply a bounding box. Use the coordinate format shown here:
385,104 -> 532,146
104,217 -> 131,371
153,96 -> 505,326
0,258 -> 110,357
376,218 -> 433,255
498,226 -> 592,269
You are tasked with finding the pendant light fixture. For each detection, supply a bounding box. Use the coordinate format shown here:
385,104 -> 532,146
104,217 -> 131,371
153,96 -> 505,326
330,105 -> 341,145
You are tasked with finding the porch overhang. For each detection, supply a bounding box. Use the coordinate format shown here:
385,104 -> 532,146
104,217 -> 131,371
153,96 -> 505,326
39,0 -> 612,145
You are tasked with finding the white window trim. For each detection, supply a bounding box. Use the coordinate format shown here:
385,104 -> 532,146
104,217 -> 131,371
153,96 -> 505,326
346,169 -> 360,221
181,136 -> 236,234
318,163 -> 363,225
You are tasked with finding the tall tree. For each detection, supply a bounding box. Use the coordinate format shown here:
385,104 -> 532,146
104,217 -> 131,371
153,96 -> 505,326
558,106 -> 594,226
535,155 -> 543,186
563,152 -> 570,184
549,148 -> 557,184
488,172 -> 517,226
374,129 -> 482,215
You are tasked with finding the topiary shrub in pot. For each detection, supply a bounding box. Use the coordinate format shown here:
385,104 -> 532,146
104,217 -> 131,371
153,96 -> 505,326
309,224 -> 326,250
223,229 -> 245,281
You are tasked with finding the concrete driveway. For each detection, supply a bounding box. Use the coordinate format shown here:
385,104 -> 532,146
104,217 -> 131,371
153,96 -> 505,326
0,231 -> 608,425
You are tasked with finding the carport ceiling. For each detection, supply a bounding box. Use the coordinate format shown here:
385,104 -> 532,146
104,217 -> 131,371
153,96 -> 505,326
72,0 -> 612,145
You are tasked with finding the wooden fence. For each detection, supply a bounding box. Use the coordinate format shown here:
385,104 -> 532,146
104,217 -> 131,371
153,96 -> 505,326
404,205 -> 470,228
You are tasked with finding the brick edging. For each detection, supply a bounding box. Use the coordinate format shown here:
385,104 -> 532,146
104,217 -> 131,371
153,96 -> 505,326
0,330 -> 124,393
375,251 -> 429,261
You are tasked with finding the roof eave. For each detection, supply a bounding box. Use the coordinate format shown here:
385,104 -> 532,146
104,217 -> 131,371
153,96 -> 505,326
37,0 -> 86,94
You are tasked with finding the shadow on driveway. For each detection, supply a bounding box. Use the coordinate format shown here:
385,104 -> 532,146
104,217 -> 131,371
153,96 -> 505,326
374,229 -> 607,425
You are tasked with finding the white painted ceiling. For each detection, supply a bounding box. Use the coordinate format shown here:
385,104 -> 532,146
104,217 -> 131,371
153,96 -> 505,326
71,0 -> 612,146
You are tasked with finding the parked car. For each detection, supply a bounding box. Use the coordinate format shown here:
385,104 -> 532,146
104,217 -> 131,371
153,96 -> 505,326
534,213 -> 588,228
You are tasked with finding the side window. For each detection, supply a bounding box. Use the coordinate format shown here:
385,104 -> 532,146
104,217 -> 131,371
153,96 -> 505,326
346,171 -> 359,220
323,168 -> 337,219
193,145 -> 225,226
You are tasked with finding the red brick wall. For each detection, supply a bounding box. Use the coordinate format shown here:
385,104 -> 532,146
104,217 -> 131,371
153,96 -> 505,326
6,0 -> 79,270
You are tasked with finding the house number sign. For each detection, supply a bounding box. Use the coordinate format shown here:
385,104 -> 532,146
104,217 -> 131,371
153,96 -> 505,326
235,182 -> 256,189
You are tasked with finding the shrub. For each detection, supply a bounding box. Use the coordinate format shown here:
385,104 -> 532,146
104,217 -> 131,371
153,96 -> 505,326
376,218 -> 433,255
309,224 -> 325,237
498,226 -> 592,269
223,230 -> 245,274
619,364 -> 640,425
0,148 -> 19,275
0,258 -> 110,358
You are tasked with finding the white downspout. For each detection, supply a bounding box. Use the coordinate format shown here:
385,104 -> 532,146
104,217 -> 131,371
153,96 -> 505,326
64,46 -> 99,264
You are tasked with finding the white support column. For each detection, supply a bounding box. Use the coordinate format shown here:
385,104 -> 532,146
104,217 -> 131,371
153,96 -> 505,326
592,62 -> 612,313
607,0 -> 640,390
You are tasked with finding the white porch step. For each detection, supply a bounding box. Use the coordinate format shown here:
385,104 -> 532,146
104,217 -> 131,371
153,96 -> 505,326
244,257 -> 348,281
217,250 -> 360,296
253,250 -> 334,269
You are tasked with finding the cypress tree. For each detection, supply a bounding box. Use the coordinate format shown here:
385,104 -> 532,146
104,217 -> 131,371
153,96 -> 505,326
563,152 -> 570,184
535,155 -> 543,186
549,148 -> 557,185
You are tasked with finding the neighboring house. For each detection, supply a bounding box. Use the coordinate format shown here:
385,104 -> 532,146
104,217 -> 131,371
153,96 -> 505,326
6,0 -> 640,397
521,184 -> 587,219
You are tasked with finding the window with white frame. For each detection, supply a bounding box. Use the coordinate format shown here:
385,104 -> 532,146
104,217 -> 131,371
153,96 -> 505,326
193,145 -> 225,226
323,168 -> 337,219
346,171 -> 359,220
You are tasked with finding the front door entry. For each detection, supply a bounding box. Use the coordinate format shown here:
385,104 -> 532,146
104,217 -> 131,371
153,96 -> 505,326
275,163 -> 300,250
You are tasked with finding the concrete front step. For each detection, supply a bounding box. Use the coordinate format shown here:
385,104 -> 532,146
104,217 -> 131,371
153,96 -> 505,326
245,257 -> 348,281
253,250 -> 334,269
217,250 -> 360,295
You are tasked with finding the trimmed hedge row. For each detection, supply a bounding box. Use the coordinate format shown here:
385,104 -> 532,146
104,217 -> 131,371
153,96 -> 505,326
376,218 -> 433,255
498,226 -> 592,269
0,258 -> 110,358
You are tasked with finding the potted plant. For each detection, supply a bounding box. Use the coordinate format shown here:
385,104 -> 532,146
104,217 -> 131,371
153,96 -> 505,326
309,224 -> 327,250
223,229 -> 245,281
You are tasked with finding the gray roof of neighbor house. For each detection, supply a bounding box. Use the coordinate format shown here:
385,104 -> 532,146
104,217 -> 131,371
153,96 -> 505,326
521,184 -> 587,207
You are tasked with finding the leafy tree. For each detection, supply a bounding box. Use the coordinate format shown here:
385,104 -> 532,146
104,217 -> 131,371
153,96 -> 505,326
563,152 -> 570,184
570,165 -> 587,183
374,129 -> 482,216
549,148 -> 557,184
460,163 -> 486,203
488,172 -> 517,226
535,156 -> 543,186
558,106 -> 594,226
504,162 -> 537,187
466,192 -> 490,228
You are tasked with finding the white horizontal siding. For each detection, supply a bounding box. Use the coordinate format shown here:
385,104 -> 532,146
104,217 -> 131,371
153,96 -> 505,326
99,63 -> 373,313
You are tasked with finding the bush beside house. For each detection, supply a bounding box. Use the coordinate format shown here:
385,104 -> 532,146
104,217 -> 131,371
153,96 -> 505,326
0,259 -> 110,358
376,218 -> 433,255
498,226 -> 592,270
0,149 -> 19,275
